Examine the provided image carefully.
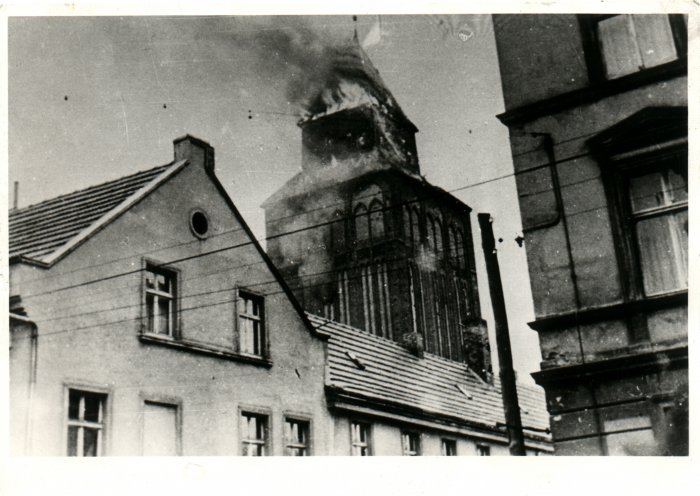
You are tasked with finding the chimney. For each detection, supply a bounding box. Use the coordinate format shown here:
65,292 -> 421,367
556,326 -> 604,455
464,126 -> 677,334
173,135 -> 215,174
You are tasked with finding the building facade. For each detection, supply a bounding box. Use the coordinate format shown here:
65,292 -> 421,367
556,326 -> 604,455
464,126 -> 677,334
493,14 -> 688,455
263,37 -> 491,377
9,135 -> 551,456
9,136 -> 332,456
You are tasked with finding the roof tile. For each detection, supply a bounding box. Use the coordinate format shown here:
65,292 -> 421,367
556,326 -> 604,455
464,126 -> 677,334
309,314 -> 550,438
9,163 -> 172,261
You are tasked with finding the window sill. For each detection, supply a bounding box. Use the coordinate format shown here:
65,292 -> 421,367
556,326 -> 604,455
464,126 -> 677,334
529,289 -> 687,332
497,58 -> 687,126
139,333 -> 272,367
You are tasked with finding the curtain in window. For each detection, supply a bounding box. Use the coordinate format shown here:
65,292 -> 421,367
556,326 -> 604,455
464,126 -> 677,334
630,168 -> 687,295
636,210 -> 687,295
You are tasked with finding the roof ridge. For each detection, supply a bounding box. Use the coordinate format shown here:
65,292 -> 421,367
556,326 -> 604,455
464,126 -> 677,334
11,162 -> 173,215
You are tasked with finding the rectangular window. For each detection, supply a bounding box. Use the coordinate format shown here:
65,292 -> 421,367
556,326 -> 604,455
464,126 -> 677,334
603,415 -> 655,455
284,418 -> 310,456
238,292 -> 265,356
627,167 -> 687,296
143,401 -> 179,456
441,438 -> 457,456
67,389 -> 106,457
401,431 -> 421,456
241,412 -> 269,456
476,444 -> 491,456
351,421 -> 372,456
145,265 -> 176,336
589,15 -> 682,80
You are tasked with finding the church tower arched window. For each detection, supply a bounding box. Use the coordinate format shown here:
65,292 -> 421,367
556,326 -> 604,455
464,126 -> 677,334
354,203 -> 369,242
331,210 -> 346,253
369,199 -> 385,240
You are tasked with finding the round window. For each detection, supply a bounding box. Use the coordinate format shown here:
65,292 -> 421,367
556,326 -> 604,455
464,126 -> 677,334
190,210 -> 210,239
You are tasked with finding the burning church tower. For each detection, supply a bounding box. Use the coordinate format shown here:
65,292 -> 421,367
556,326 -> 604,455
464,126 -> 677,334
263,35 -> 491,377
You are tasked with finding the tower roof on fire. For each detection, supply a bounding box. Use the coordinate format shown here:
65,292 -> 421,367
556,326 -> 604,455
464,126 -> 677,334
301,35 -> 417,132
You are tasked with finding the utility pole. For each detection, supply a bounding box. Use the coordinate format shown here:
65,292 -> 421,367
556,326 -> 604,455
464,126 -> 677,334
477,213 -> 526,456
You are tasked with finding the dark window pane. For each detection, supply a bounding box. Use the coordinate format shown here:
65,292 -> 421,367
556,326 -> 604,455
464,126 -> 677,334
369,201 -> 384,240
629,171 -> 665,212
442,439 -> 457,456
354,204 -> 369,241
434,220 -> 443,256
83,393 -> 102,422
146,293 -> 155,332
67,426 -> 79,456
667,168 -> 688,204
156,273 -> 169,293
156,298 -> 170,335
82,428 -> 99,457
411,209 -> 421,247
68,390 -> 80,420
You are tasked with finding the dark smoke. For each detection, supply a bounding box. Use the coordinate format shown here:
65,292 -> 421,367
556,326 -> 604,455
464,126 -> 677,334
201,17 -> 344,114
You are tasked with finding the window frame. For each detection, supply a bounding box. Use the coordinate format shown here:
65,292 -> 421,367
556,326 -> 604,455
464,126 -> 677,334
401,430 -> 422,456
142,259 -> 180,339
350,420 -> 373,456
63,383 -> 110,457
239,407 -> 272,456
235,288 -> 267,358
579,14 -> 687,85
476,443 -> 491,456
139,393 -> 183,456
621,156 -> 688,298
604,144 -> 687,303
588,107 -> 687,342
441,438 -> 458,456
283,414 -> 312,456
353,202 -> 370,244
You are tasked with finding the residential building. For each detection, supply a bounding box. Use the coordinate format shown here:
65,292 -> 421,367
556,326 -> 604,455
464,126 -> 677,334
316,315 -> 551,455
493,14 -> 688,454
9,134 -> 551,456
9,136 -> 331,456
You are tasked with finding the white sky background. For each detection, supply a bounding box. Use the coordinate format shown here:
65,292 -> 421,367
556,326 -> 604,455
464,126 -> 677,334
8,14 -> 542,378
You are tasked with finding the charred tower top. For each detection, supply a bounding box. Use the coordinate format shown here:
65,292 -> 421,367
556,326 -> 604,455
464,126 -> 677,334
264,36 -> 491,377
299,37 -> 419,174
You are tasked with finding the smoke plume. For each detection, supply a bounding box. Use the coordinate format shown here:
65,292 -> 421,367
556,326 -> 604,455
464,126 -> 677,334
203,17 -> 346,115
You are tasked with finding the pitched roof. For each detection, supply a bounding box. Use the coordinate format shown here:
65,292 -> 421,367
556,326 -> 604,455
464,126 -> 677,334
9,162 -> 178,263
309,314 -> 550,441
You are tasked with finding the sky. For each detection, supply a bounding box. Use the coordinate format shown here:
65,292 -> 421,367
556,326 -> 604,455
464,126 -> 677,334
8,14 -> 541,380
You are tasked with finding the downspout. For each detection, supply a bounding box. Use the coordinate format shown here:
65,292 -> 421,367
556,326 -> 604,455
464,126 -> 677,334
536,133 -> 608,453
535,133 -> 586,362
25,322 -> 38,455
